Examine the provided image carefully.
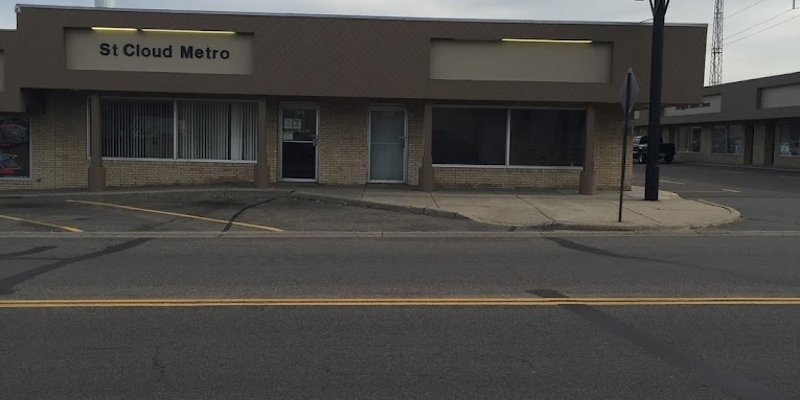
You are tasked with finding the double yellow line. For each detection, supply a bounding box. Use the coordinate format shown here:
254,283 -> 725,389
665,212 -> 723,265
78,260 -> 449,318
2,297 -> 800,309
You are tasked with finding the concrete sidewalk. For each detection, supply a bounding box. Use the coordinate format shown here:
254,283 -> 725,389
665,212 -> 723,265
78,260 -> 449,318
289,185 -> 740,231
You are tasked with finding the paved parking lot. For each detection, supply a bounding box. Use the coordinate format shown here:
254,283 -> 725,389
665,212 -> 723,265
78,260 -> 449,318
0,191 -> 499,233
633,163 -> 800,231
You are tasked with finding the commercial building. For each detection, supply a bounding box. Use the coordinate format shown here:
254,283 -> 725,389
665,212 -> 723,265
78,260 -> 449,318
635,72 -> 800,169
0,5 -> 706,191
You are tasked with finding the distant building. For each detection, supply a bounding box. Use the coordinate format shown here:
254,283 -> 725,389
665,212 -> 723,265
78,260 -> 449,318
635,72 -> 800,170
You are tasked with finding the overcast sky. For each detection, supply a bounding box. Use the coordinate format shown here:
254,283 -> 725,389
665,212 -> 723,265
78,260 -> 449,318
1,0 -> 798,84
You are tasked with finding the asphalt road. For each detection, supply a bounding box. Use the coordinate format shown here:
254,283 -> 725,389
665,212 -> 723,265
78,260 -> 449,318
2,234 -> 799,399
632,163 -> 800,231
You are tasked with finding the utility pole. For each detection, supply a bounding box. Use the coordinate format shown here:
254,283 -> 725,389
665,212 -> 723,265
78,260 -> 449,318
643,0 -> 670,201
709,0 -> 725,86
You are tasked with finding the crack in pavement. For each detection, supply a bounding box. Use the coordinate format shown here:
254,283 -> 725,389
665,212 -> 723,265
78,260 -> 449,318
0,238 -> 150,296
221,197 -> 281,233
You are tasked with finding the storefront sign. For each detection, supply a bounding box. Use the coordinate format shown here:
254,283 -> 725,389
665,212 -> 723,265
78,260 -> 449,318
0,117 -> 31,179
65,28 -> 253,75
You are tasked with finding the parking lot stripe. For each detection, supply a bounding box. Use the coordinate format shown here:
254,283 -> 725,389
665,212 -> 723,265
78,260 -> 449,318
2,297 -> 800,308
0,214 -> 83,233
65,199 -> 284,233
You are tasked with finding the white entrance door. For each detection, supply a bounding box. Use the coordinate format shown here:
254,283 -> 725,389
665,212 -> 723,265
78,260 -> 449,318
368,106 -> 407,183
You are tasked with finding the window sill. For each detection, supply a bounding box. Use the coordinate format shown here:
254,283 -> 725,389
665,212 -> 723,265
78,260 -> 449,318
102,157 -> 257,164
433,164 -> 583,170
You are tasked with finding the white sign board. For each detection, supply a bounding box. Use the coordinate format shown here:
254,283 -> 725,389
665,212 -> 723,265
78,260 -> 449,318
65,28 -> 253,75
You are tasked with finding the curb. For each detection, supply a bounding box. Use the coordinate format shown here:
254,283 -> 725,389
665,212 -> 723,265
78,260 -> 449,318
693,199 -> 743,228
690,163 -> 800,174
0,187 -> 287,200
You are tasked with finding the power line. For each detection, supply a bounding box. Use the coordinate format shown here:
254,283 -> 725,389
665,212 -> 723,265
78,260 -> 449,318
726,11 -> 800,45
725,8 -> 794,39
726,0 -> 770,19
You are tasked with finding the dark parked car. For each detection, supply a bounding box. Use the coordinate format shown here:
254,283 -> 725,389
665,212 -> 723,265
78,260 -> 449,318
632,136 -> 676,164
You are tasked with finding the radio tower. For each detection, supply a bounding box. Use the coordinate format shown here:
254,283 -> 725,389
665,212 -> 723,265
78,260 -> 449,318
709,0 -> 724,86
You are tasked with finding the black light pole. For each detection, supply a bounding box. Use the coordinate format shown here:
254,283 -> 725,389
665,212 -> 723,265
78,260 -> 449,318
644,0 -> 669,201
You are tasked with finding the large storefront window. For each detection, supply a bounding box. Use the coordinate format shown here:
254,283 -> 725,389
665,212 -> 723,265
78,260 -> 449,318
101,99 -> 257,162
432,108 -> 506,165
712,124 -> 744,154
0,117 -> 31,179
509,109 -> 585,166
432,107 -> 586,166
676,126 -> 701,153
778,121 -> 800,157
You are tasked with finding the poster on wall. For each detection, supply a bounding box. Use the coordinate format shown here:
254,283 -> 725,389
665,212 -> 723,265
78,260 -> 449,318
0,117 -> 31,179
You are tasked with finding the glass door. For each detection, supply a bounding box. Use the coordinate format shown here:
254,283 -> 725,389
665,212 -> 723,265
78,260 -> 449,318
280,104 -> 318,181
368,106 -> 407,183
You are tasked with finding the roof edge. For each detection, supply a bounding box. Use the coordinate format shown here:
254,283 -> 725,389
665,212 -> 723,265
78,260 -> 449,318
14,4 -> 708,28
705,71 -> 800,90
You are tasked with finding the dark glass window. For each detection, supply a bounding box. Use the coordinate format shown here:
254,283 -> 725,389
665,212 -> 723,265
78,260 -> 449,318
432,108 -> 507,165
509,109 -> 586,166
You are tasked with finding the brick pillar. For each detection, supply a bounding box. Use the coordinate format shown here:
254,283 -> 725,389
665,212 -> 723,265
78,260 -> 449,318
579,105 -> 596,195
418,102 -> 435,192
254,98 -> 271,188
87,94 -> 106,191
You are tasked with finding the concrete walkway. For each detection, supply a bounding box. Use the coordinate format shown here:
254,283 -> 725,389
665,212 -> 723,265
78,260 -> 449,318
289,185 -> 740,231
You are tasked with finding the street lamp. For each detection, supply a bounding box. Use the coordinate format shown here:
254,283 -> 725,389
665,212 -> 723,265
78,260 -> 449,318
638,0 -> 670,201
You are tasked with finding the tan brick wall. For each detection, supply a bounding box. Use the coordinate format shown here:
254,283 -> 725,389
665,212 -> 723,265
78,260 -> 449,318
0,92 -> 88,190
105,160 -> 254,187
406,102 -> 424,186
593,104 -> 631,190
434,167 -> 581,189
317,100 -> 368,185
265,100 -> 279,183
2,95 -> 636,191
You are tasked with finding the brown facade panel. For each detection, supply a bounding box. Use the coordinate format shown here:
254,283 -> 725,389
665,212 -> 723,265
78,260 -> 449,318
1,5 -> 706,110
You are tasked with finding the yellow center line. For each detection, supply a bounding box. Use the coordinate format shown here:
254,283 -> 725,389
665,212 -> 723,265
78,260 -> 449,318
0,214 -> 84,233
2,297 -> 800,308
66,199 -> 283,233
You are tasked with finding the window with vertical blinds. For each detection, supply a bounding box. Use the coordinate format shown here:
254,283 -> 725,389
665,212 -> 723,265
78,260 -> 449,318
101,99 -> 174,159
101,98 -> 257,162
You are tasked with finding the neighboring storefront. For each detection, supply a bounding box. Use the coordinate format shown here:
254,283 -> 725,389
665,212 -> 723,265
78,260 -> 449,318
635,72 -> 800,169
0,5 -> 706,191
